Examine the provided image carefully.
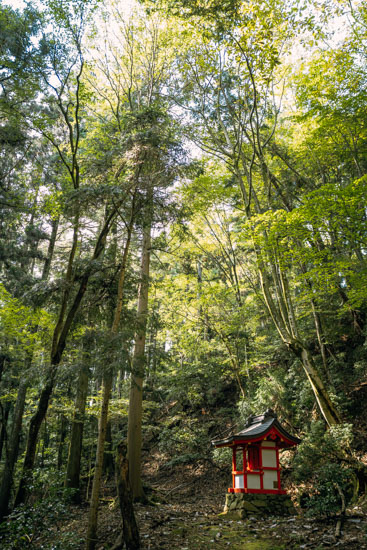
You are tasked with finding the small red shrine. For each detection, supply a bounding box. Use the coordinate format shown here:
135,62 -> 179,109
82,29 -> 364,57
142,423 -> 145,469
212,410 -> 300,495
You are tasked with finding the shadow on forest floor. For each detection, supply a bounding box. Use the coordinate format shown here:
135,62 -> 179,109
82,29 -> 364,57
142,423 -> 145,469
16,459 -> 367,549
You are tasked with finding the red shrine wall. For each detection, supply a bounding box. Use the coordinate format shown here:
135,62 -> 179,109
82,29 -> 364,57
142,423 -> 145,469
230,440 -> 283,494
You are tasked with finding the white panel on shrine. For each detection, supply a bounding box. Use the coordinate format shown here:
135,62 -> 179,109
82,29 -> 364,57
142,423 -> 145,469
234,474 -> 244,489
262,449 -> 277,467
263,470 -> 278,490
261,440 -> 276,447
247,473 -> 261,489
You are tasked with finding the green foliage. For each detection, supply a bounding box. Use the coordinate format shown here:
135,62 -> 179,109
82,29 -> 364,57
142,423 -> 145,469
302,463 -> 352,517
0,482 -> 79,549
2,0 -> 367,536
212,446 -> 233,469
293,422 -> 353,479
292,422 -> 355,516
157,416 -> 214,465
0,284 -> 52,336
0,4 -> 43,96
248,176 -> 367,312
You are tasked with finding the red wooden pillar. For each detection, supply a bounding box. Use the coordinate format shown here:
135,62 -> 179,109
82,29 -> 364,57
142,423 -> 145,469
243,446 -> 247,491
232,446 -> 236,490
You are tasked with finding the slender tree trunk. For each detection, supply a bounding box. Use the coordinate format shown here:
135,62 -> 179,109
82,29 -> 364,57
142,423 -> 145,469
127,208 -> 152,500
41,417 -> 50,468
85,206 -> 135,550
42,218 -> 59,280
57,413 -> 68,470
0,378 -> 28,520
103,420 -> 114,478
0,401 -> 11,463
297,345 -> 341,426
310,298 -> 333,386
14,207 -> 117,508
115,441 -> 140,550
86,372 -> 113,550
219,333 -> 246,398
65,361 -> 89,496
0,353 -> 9,383
14,366 -> 57,507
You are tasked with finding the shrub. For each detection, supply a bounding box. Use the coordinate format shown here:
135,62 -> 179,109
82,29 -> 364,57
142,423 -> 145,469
0,486 -> 78,549
301,463 -> 352,517
292,421 -> 355,517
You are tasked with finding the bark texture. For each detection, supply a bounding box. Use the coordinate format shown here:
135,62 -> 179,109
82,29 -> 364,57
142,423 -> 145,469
127,212 -> 152,500
14,367 -> 57,507
85,210 -> 134,549
0,379 -> 28,520
116,441 -> 140,550
65,361 -> 89,496
85,373 -> 113,550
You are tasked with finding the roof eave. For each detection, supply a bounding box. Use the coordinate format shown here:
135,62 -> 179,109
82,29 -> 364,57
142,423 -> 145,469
212,424 -> 300,448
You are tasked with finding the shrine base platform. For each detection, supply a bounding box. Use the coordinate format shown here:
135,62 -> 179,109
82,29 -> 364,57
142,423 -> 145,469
221,493 -> 295,519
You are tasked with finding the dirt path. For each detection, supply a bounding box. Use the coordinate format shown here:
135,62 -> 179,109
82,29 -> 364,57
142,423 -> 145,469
94,464 -> 367,550
30,464 -> 367,549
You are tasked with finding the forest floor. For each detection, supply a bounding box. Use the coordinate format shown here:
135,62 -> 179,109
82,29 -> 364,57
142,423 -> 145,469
36,454 -> 367,550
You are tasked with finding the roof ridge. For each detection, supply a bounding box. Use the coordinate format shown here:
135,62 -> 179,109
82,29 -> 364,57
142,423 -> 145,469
212,409 -> 300,448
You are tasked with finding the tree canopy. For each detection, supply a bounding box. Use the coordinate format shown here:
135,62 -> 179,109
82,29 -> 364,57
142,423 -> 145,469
1,0 -> 367,548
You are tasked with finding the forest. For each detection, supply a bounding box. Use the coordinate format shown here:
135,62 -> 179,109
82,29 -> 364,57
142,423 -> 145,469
0,0 -> 367,548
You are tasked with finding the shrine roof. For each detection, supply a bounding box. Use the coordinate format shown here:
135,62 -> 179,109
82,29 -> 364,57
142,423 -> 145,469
212,409 -> 301,448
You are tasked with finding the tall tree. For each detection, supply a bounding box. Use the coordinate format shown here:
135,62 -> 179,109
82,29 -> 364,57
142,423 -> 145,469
159,1 -> 344,425
13,0 -> 126,507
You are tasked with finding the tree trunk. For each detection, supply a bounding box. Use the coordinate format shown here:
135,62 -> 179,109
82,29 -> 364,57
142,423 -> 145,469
0,353 -> 9,383
103,420 -> 114,478
41,217 -> 59,280
14,366 -> 57,507
85,208 -> 135,549
0,379 -> 28,520
310,298 -> 334,386
65,360 -> 89,496
297,345 -> 341,426
85,372 -> 113,550
14,207 -> 118,508
0,401 -> 11,463
115,441 -> 140,550
255,241 -> 341,427
127,210 -> 152,500
57,413 -> 68,470
40,416 -> 49,468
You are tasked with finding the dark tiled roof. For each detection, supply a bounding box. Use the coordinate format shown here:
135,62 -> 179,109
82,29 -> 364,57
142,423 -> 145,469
237,417 -> 274,438
212,409 -> 301,447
